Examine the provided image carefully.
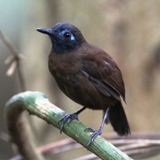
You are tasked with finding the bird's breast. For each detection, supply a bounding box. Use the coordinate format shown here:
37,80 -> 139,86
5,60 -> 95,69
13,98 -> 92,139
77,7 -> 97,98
48,57 -> 108,108
48,52 -> 82,80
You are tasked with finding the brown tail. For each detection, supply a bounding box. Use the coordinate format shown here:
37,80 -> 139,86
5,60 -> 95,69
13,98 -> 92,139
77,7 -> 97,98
106,102 -> 130,136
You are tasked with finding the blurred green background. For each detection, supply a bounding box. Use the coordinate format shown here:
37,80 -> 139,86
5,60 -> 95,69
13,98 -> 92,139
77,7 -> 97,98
1,0 -> 160,159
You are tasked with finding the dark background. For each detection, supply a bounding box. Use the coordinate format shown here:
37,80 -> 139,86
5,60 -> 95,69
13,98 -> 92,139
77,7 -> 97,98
1,0 -> 160,159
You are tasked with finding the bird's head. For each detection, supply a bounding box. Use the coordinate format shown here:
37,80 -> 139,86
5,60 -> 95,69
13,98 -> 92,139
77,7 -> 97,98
36,22 -> 86,53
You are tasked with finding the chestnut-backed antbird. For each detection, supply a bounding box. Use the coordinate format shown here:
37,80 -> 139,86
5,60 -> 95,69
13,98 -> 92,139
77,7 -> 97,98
37,22 -> 130,146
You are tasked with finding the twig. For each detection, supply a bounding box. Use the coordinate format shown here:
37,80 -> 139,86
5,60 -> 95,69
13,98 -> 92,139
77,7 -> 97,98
36,133 -> 160,159
5,92 -> 46,160
74,154 -> 98,160
1,30 -> 45,159
38,138 -> 78,153
0,30 -> 26,91
10,131 -> 160,159
5,91 -> 132,160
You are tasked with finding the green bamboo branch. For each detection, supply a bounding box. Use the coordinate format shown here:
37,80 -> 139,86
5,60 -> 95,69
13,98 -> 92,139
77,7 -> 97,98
5,91 -> 133,160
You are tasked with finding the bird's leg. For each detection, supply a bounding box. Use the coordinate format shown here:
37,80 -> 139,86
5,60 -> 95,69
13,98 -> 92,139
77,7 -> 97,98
85,107 -> 110,146
59,106 -> 86,133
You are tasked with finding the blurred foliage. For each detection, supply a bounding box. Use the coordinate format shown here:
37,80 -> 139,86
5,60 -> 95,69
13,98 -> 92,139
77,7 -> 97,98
1,0 -> 160,159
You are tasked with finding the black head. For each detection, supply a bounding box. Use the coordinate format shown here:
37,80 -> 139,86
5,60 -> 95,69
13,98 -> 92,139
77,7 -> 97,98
36,22 -> 86,53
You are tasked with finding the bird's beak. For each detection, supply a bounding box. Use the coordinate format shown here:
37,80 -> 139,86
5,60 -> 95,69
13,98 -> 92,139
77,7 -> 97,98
36,28 -> 53,35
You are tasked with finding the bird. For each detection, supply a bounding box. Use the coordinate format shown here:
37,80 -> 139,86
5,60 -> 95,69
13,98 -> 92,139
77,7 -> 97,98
36,22 -> 130,146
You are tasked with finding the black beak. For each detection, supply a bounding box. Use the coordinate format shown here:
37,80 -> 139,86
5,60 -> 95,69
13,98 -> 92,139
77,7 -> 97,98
36,28 -> 53,35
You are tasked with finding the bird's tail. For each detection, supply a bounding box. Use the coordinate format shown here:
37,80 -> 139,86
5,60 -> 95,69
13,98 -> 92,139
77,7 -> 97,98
106,102 -> 130,136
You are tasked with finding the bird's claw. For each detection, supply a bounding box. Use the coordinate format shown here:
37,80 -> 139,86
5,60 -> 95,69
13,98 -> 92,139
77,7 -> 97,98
59,113 -> 79,133
85,127 -> 102,146
84,127 -> 96,132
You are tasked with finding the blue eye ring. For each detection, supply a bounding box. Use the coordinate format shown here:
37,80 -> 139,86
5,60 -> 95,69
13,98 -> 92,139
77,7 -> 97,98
61,30 -> 75,40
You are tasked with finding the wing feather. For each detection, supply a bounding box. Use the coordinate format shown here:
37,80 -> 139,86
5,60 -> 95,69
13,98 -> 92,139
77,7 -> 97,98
80,46 -> 125,101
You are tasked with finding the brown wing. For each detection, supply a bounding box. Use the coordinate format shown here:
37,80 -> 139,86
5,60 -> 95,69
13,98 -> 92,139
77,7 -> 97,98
80,44 -> 125,101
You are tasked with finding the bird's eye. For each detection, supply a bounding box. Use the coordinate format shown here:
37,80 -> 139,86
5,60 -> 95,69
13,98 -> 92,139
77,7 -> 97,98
64,32 -> 71,39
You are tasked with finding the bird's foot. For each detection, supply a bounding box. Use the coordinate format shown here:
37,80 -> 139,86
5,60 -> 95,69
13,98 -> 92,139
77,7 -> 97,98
59,113 -> 79,133
84,127 -> 96,133
85,127 -> 102,146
